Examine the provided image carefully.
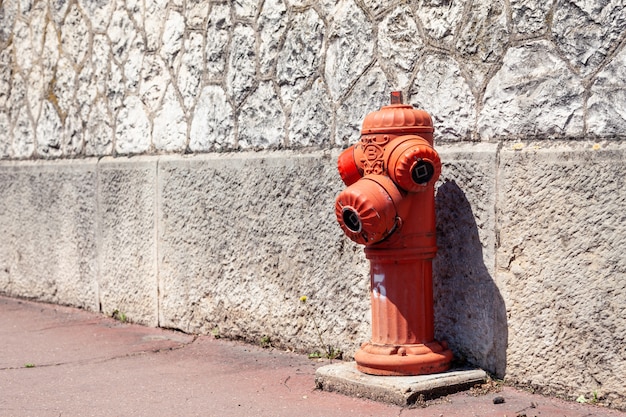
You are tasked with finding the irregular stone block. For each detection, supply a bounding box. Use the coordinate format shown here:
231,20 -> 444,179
42,22 -> 59,87
0,159 -> 98,310
63,107 -> 85,157
277,8 -> 324,105
588,46 -> 626,137
234,0 -> 260,20
0,111 -> 10,158
159,10 -> 184,69
115,95 -> 151,155
98,157 -> 158,326
49,0 -> 69,25
79,0 -> 113,32
12,18 -> 34,72
12,105 -> 35,158
479,40 -> 584,140
205,4 -> 231,80
238,81 -> 285,149
226,24 -> 257,105
85,98 -> 113,156
157,152 -> 370,356
189,85 -> 235,151
184,0 -> 209,29
35,100 -> 63,158
510,0 -> 551,36
258,0 -> 287,76
77,63 -> 96,122
415,0 -> 464,45
410,54 -> 476,141
107,7 -> 137,65
361,0 -> 396,17
552,0 -> 626,76
26,63 -> 44,129
178,32 -> 203,110
377,4 -> 423,89
335,65 -> 389,147
123,35 -> 144,93
144,0 -> 168,51
0,0 -> 17,45
61,4 -> 89,67
455,0 -> 508,63
497,142 -> 626,408
107,60 -> 124,114
140,53 -> 169,115
324,0 -> 374,100
153,84 -> 187,152
0,48 -> 11,109
289,79 -> 332,147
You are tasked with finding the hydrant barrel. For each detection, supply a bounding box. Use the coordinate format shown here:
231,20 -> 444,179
334,92 -> 453,376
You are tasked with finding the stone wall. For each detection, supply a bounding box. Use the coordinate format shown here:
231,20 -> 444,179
0,0 -> 625,410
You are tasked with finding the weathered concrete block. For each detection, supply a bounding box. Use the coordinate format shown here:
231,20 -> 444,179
98,157 -> 158,326
316,362 -> 487,405
0,159 -> 98,310
157,152 -> 370,356
433,143 -> 505,377
497,142 -> 626,409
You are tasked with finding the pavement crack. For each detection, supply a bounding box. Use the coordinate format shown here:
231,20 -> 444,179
1,336 -> 195,371
282,375 -> 291,391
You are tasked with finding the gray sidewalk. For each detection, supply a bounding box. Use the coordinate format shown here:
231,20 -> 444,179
0,295 -> 623,417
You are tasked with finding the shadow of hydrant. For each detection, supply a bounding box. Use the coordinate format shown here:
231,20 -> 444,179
433,180 -> 508,378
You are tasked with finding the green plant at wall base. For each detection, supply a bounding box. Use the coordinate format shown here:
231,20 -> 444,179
211,327 -> 220,339
308,346 -> 343,360
111,309 -> 127,323
260,335 -> 272,348
24,363 -> 35,368
300,295 -> 343,361
576,390 -> 600,404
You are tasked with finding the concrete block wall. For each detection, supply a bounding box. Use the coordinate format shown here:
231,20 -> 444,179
1,0 -> 625,410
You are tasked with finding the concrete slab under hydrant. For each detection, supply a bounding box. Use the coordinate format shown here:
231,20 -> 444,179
315,362 -> 488,406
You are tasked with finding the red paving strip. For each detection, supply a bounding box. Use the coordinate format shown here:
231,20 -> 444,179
0,296 -> 623,417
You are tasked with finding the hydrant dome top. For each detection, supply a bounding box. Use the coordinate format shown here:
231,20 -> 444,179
361,93 -> 433,135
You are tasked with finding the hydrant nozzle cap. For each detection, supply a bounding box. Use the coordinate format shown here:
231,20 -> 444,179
361,93 -> 434,136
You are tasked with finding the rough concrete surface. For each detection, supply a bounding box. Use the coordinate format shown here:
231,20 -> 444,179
497,142 -> 626,410
98,157 -> 159,326
3,296 -> 626,417
157,152 -> 370,356
433,143 -> 505,377
0,159 -> 98,310
315,362 -> 488,406
0,144 -> 625,409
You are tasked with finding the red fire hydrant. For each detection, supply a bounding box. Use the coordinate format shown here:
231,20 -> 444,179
335,91 -> 453,376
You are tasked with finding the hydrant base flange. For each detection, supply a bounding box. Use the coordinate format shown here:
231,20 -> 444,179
355,342 -> 453,376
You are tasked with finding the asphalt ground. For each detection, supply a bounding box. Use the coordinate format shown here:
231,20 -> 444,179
1,295 -> 624,417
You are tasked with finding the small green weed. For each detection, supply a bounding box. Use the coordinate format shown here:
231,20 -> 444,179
576,390 -> 600,404
300,295 -> 343,361
308,346 -> 343,360
260,335 -> 272,348
111,309 -> 127,323
24,363 -> 35,368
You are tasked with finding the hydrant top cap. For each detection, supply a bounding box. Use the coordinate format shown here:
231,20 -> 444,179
361,93 -> 433,135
